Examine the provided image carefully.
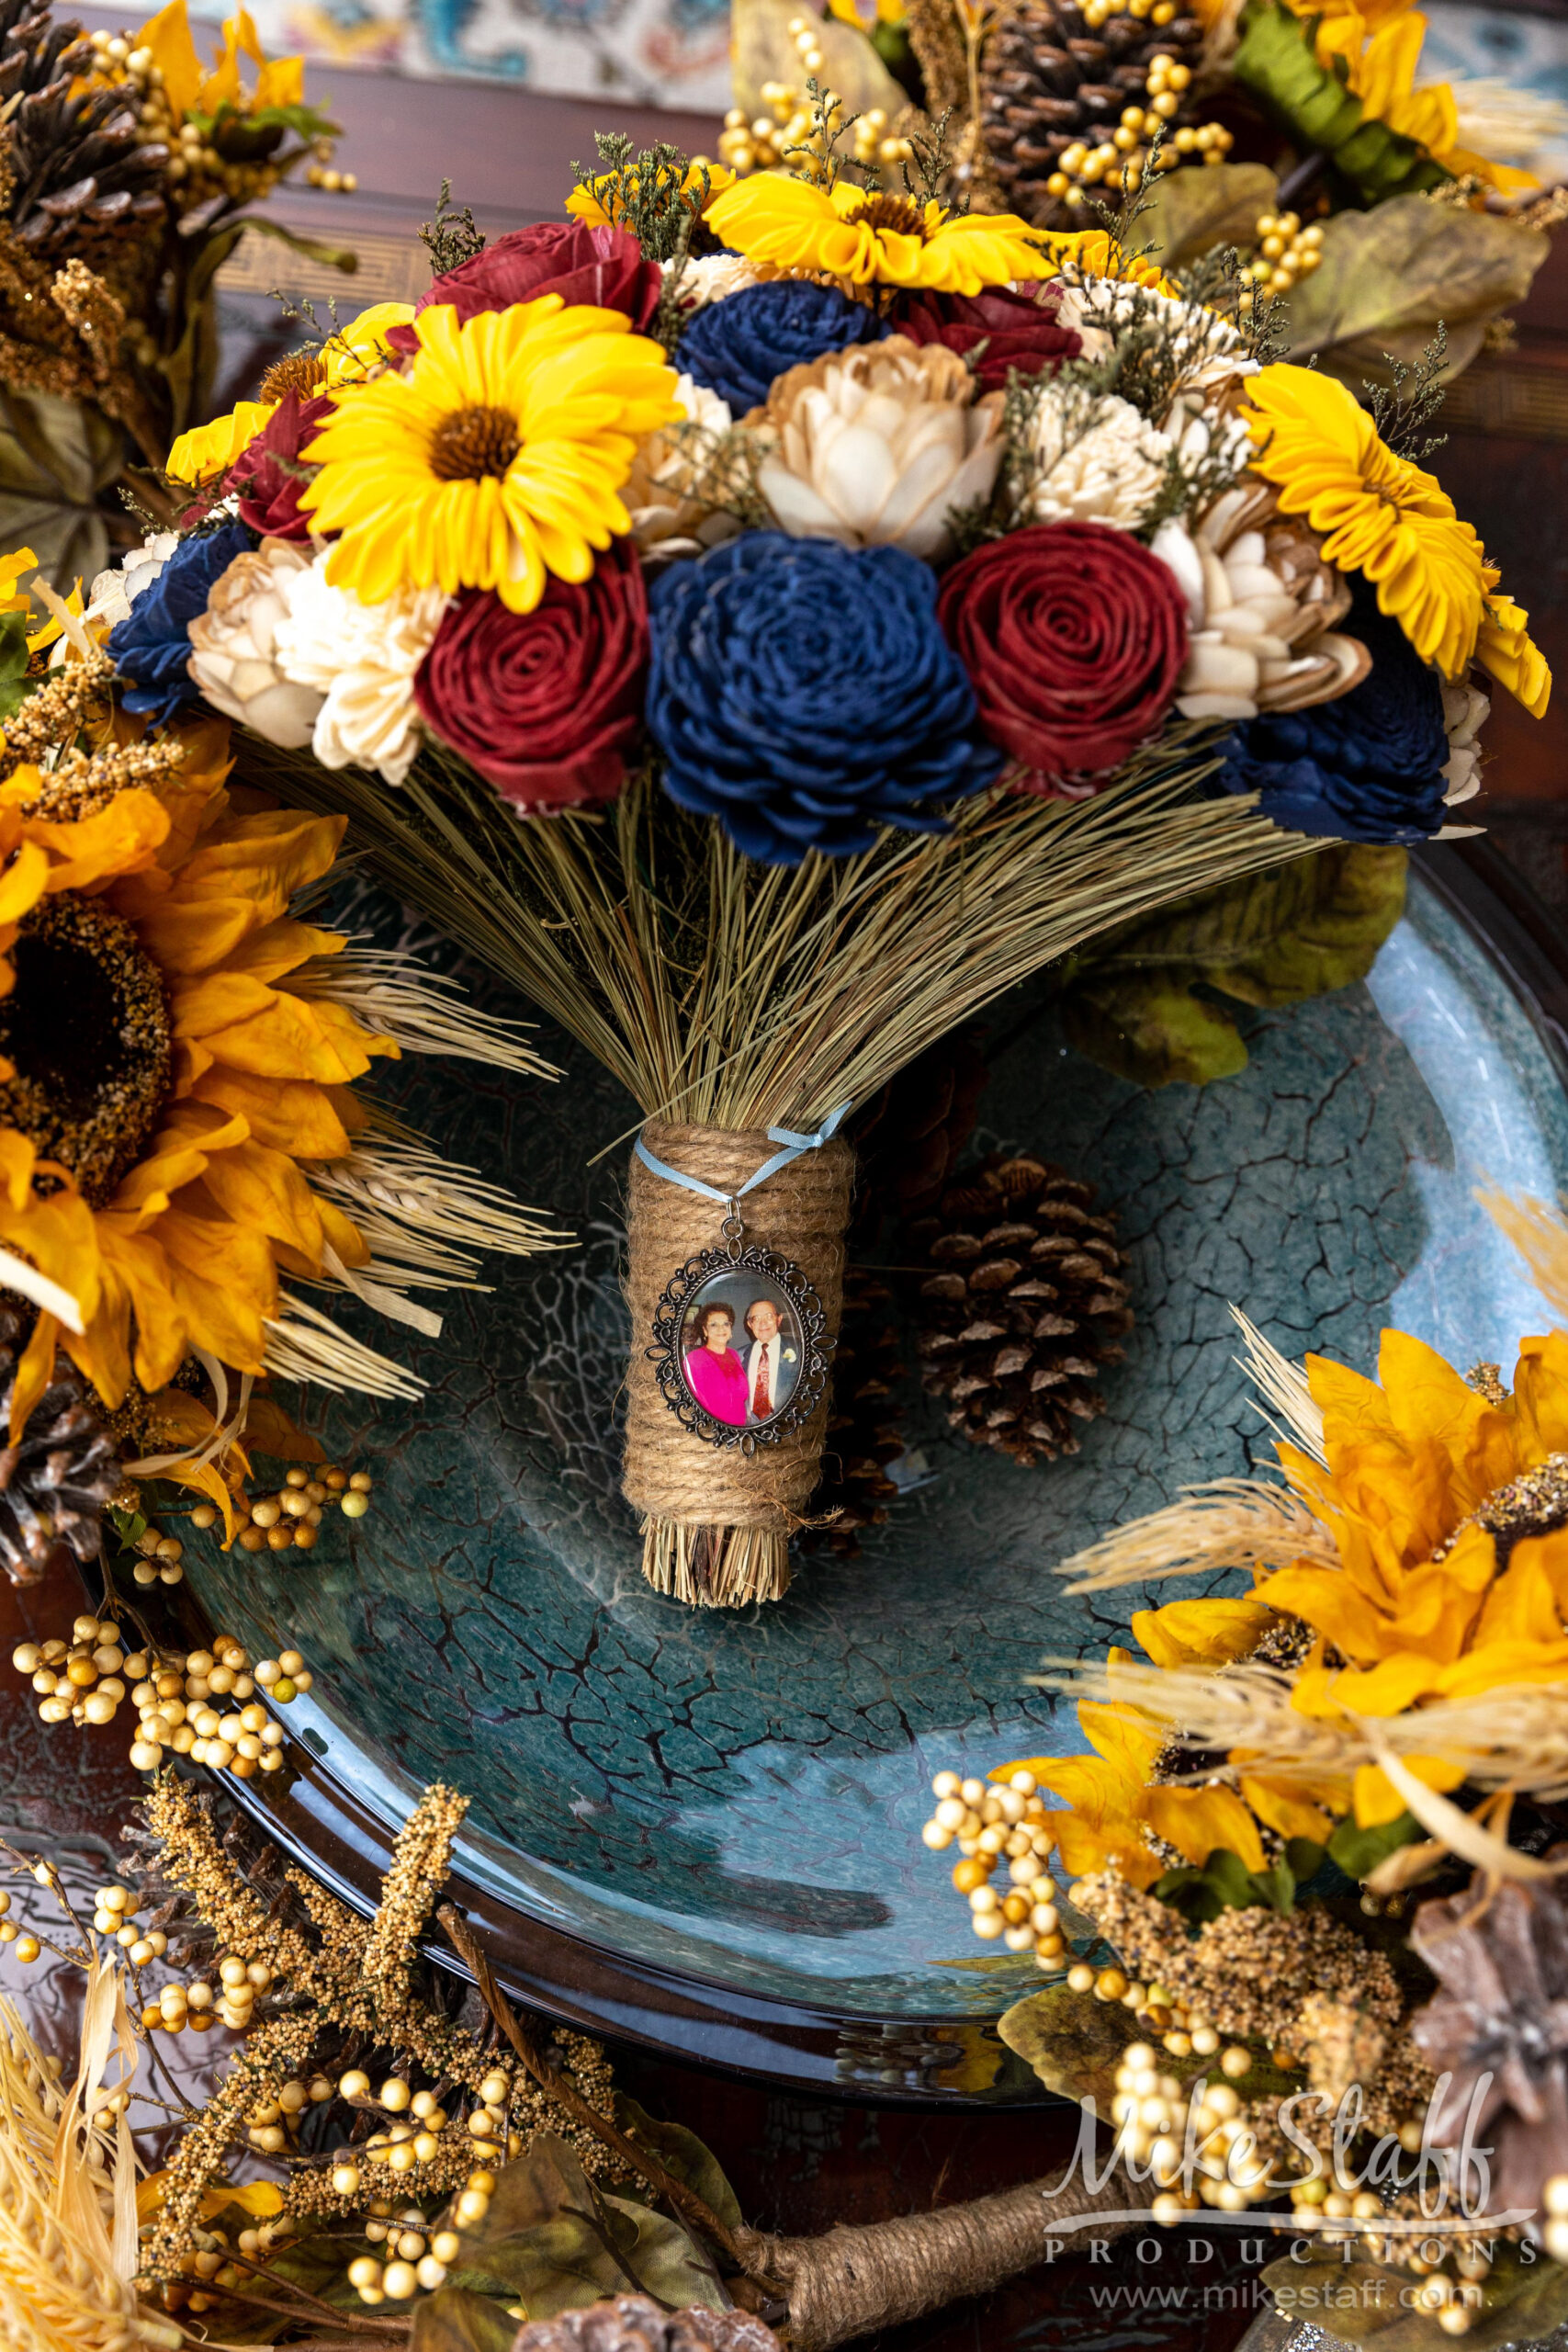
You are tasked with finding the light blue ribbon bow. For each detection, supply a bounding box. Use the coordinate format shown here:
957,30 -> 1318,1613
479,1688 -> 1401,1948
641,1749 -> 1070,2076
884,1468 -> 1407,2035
635,1102 -> 852,1209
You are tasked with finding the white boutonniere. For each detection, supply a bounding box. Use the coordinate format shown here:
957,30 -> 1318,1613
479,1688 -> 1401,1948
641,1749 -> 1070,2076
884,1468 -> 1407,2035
783,1348 -> 797,1364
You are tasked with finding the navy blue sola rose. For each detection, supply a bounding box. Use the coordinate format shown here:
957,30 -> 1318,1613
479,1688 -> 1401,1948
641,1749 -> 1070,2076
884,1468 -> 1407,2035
108,520 -> 252,724
677,278 -> 889,416
1220,582 -> 1450,844
646,533 -> 1003,865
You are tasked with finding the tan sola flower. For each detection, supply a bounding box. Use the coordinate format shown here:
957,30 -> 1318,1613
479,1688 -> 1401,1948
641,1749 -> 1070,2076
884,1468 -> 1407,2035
1153,481 -> 1371,723
186,537 -> 323,748
625,374 -> 745,563
752,335 -> 1004,564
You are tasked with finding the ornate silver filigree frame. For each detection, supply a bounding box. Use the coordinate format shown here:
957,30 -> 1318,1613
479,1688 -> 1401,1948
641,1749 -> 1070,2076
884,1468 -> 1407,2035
649,1240 -> 830,1453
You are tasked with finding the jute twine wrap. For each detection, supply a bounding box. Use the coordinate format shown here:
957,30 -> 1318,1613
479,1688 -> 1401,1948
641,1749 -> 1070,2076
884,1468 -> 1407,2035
735,2169 -> 1139,2349
623,1120 -> 855,1609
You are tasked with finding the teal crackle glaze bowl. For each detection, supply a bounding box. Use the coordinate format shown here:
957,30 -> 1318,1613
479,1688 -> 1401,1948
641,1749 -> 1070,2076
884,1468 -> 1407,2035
176,847 -> 1568,2103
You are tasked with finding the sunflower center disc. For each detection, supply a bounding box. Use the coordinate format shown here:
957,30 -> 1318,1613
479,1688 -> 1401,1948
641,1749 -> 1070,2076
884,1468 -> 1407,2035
0,891 -> 172,1205
844,192 -> 930,241
429,403 -> 522,481
257,347 -> 332,404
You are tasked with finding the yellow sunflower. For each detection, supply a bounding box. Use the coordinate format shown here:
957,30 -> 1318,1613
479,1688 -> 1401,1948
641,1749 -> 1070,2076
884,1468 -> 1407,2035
166,303 -> 418,487
0,726 -> 400,1443
994,1671 -> 1275,1889
299,298 -> 678,615
1299,0 -> 1536,192
705,173 -> 1047,294
1242,363 -> 1497,679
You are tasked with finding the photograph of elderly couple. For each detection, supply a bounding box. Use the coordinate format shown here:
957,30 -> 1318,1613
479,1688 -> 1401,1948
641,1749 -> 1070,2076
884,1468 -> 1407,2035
678,1270 -> 803,1430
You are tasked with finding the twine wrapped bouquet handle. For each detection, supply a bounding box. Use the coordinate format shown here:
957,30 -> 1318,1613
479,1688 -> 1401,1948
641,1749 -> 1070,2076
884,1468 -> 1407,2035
622,1113 -> 855,1607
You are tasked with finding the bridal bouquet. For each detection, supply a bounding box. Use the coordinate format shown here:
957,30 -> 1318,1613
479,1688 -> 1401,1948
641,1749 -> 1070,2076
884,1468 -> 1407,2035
50,139 -> 1548,1608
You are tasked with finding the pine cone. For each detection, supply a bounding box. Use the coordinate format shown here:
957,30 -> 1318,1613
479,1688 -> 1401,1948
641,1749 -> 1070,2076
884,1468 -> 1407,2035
513,2298 -> 783,2352
808,1271 -> 908,1555
0,1306 -> 117,1585
0,0 -> 89,102
4,75 -> 168,257
906,1152 -> 1132,1465
978,0 -> 1208,228
1409,1858 -> 1568,2224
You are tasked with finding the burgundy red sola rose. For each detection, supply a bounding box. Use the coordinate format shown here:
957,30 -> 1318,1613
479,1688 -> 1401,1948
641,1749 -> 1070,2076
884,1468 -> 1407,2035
387,221 -> 661,356
414,537 -> 649,813
938,522 -> 1188,787
223,391 -> 334,539
897,284 -> 1080,393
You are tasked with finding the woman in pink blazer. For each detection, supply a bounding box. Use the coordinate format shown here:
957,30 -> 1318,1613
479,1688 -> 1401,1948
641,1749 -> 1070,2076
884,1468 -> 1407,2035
682,1302 -> 749,1426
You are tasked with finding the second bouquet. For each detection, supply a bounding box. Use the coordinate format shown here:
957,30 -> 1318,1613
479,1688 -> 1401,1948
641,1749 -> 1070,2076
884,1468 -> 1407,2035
68,144 -> 1550,1608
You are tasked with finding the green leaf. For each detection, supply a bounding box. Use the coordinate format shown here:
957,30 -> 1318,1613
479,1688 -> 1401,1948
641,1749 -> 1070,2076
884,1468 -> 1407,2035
1326,1810 -> 1424,1880
224,211 -> 359,277
0,390 -> 123,593
999,1984 -> 1146,2105
1250,1859 -> 1296,1915
1231,0 -> 1449,205
1277,194 -> 1550,390
411,2287 -> 522,2352
1060,846 -> 1408,1090
1061,973 -> 1247,1090
1284,1837 -> 1327,1884
0,610 -> 36,721
159,220 -> 251,438
615,2096 -> 743,2233
1001,1984 -> 1303,2108
1202,1848 -> 1259,1909
1137,161 -> 1280,268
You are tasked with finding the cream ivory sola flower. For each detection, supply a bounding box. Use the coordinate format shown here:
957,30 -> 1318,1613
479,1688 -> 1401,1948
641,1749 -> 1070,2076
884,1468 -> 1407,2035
186,537 -> 324,748
625,373 -> 743,561
1441,681 -> 1489,807
85,528 -> 180,631
1028,383 -> 1170,531
274,553 -> 447,786
662,251 -> 762,314
1054,277 -> 1257,404
752,335 -> 1004,563
1152,480 -> 1370,722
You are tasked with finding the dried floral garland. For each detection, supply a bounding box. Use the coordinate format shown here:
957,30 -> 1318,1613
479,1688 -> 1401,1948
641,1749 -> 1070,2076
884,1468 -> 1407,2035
915,1193 -> 1568,2342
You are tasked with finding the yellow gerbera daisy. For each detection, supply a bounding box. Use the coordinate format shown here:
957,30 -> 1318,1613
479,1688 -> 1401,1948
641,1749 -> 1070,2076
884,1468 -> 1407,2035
167,401 -> 276,489
705,173 -> 1047,295
567,158 -> 734,231
1241,362 -> 1488,678
300,297 -> 678,615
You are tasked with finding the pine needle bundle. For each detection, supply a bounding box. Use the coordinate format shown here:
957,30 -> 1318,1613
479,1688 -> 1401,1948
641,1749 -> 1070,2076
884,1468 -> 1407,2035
243,738 -> 1306,1605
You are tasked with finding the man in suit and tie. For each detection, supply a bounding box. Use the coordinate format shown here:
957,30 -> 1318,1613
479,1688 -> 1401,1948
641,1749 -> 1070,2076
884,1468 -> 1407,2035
742,1295 -> 797,1424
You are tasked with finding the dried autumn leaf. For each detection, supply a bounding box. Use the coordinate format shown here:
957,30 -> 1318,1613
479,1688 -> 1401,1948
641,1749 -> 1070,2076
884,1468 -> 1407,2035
443,2132 -> 727,2321
1279,196 -> 1549,389
1261,2241 -> 1568,2351
1139,163 -> 1281,269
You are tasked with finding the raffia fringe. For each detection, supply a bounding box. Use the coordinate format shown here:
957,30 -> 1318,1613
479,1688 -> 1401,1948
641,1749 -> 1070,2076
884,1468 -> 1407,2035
622,1121 -> 854,1609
